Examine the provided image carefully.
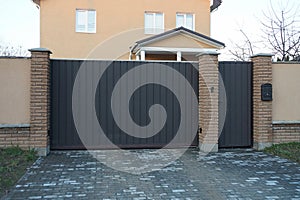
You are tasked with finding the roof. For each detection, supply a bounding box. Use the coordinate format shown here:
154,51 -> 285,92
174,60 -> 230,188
210,0 -> 222,12
131,26 -> 225,53
32,0 -> 40,6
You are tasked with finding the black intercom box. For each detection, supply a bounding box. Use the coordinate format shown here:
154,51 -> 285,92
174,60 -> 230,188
261,83 -> 272,101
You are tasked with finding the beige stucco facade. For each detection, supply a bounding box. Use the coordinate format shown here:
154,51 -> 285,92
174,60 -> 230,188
272,63 -> 300,121
147,33 -> 213,49
0,58 -> 30,124
39,0 -> 211,59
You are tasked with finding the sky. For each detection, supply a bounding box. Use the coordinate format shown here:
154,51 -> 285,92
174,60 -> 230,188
0,0 -> 39,49
0,0 -> 299,60
211,0 -> 300,60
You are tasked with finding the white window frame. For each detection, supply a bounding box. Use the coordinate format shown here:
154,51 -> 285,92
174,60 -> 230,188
144,12 -> 164,34
75,9 -> 96,33
176,13 -> 195,31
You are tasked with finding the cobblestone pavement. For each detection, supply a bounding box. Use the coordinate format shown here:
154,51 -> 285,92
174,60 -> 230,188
3,149 -> 300,200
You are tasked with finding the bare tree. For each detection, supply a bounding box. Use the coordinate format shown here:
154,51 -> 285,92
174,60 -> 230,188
228,1 -> 300,62
261,1 -> 300,61
0,45 -> 29,57
228,29 -> 255,61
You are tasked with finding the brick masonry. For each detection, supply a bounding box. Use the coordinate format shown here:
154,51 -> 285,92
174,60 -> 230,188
29,48 -> 52,156
198,52 -> 219,152
251,54 -> 273,150
273,123 -> 300,143
0,127 -> 30,148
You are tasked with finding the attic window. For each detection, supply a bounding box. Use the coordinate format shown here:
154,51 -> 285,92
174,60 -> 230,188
76,9 -> 96,33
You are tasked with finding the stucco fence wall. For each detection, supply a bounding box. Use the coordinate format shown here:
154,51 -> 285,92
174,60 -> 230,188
0,58 -> 31,148
0,49 -> 51,156
272,62 -> 300,143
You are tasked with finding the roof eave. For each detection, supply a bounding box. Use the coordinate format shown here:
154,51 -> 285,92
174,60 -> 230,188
210,0 -> 222,12
32,0 -> 40,6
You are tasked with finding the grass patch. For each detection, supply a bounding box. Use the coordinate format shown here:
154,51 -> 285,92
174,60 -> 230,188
0,146 -> 37,197
264,142 -> 300,163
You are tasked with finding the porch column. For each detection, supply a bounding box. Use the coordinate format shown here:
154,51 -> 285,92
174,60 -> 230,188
141,50 -> 146,61
177,51 -> 182,61
136,54 -> 140,61
197,51 -> 219,152
251,53 -> 273,150
29,48 -> 52,156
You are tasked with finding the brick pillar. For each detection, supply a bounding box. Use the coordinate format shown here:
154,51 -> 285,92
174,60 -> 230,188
29,48 -> 52,156
251,53 -> 273,150
198,52 -> 219,152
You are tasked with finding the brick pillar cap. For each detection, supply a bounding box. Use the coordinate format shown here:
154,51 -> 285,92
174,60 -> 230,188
29,48 -> 52,54
196,49 -> 220,57
251,53 -> 274,58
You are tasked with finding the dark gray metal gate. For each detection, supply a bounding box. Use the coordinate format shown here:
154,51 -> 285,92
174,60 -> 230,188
219,62 -> 252,148
50,60 -> 199,149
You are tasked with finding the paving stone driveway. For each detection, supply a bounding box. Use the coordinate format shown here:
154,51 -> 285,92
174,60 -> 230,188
3,149 -> 300,200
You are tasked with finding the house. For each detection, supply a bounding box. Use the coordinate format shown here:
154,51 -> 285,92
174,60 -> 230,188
33,0 -> 224,61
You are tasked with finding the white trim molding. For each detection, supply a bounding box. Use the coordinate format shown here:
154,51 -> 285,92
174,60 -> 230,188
136,47 -> 219,55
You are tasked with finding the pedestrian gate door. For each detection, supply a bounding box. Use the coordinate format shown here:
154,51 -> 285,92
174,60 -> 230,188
219,62 -> 253,148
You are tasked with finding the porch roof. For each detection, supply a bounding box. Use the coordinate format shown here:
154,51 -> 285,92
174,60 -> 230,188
131,27 -> 225,54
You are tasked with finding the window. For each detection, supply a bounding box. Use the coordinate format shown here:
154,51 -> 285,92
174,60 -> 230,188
76,9 -> 96,33
176,13 -> 194,31
144,12 -> 164,34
